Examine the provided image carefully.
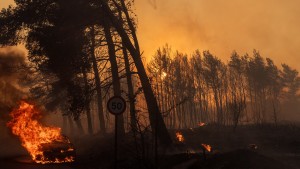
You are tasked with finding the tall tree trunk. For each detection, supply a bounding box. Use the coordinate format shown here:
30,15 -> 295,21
123,46 -> 137,132
103,23 -> 125,136
75,118 -> 84,135
119,0 -> 140,53
90,26 -> 106,134
100,1 -> 172,145
82,59 -> 93,134
67,115 -> 74,136
62,115 -> 67,134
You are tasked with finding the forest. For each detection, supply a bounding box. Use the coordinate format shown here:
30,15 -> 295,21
147,46 -> 300,129
0,0 -> 300,169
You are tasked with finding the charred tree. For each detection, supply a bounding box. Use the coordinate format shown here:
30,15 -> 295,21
82,55 -> 93,134
90,26 -> 106,134
99,0 -> 172,145
67,114 -> 74,136
74,118 -> 84,135
103,23 -> 125,136
122,46 -> 138,132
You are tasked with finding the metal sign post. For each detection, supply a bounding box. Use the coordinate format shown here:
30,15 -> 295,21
107,96 -> 126,169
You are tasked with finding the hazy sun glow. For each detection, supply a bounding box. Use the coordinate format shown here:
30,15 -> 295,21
135,0 -> 300,71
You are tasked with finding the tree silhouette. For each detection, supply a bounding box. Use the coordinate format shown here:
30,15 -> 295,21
0,0 -> 173,144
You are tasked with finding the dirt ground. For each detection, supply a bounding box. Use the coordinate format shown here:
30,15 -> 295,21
170,124 -> 300,169
0,123 -> 300,169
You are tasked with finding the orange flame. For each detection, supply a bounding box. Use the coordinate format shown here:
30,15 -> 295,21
201,144 -> 212,152
198,122 -> 206,127
176,132 -> 184,142
7,101 -> 75,164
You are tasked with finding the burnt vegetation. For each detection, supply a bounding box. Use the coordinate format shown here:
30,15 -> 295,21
0,0 -> 300,169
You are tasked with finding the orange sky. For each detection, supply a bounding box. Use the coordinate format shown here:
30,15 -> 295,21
135,0 -> 300,70
1,0 -> 300,70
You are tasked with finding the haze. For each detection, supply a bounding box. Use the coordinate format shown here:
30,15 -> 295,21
1,0 -> 300,69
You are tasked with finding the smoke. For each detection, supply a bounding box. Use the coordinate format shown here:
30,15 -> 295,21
136,0 -> 300,70
0,47 -> 28,157
0,47 -> 26,118
147,0 -> 157,9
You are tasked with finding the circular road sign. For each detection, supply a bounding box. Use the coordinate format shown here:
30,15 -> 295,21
107,96 -> 126,115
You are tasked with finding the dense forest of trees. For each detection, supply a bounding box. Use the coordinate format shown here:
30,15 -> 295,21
0,0 -> 299,141
148,45 -> 300,129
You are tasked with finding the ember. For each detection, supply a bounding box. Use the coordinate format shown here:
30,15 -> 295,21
176,132 -> 184,142
198,122 -> 206,127
7,101 -> 75,164
201,144 -> 212,152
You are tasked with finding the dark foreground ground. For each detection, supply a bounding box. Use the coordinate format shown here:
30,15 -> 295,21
0,124 -> 299,169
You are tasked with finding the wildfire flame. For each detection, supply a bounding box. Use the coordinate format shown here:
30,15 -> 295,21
7,101 -> 75,164
176,132 -> 184,142
198,122 -> 206,127
201,144 -> 212,152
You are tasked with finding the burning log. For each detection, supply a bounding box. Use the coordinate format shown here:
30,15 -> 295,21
201,144 -> 212,152
201,144 -> 212,160
7,101 -> 76,164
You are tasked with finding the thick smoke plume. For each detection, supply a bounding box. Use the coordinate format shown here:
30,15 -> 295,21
0,47 -> 28,157
0,47 -> 26,118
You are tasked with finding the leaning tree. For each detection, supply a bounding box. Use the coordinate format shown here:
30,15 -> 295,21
0,0 -> 172,145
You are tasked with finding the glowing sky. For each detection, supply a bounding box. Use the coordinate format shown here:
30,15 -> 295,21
135,0 -> 300,70
0,1 -> 10,8
1,0 -> 300,69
